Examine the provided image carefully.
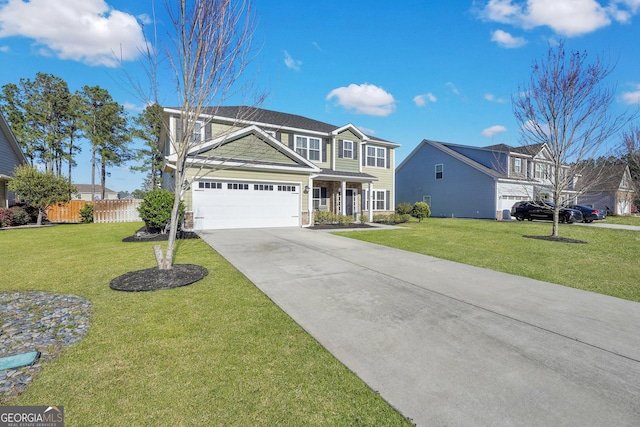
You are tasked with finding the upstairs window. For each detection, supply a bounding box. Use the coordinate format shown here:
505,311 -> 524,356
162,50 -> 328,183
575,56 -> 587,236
295,136 -> 321,161
514,158 -> 522,174
342,140 -> 353,159
190,121 -> 204,143
366,146 -> 386,168
435,164 -> 443,179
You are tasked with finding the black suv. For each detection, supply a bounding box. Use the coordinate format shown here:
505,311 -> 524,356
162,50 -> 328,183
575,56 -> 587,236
511,201 -> 583,223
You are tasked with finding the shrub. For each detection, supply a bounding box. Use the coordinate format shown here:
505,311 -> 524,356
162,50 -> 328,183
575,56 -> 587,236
137,189 -> 185,232
0,208 -> 14,227
372,213 -> 410,225
79,203 -> 94,223
10,206 -> 30,226
396,202 -> 413,215
313,211 -> 356,226
411,202 -> 431,222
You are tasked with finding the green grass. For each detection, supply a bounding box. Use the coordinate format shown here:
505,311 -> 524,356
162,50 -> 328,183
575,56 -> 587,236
0,223 -> 410,426
602,215 -> 640,226
337,219 -> 640,302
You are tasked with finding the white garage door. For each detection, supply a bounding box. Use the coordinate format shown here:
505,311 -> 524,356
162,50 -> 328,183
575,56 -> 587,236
192,180 -> 300,230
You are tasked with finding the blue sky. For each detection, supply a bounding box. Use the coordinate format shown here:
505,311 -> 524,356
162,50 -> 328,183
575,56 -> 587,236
0,0 -> 639,193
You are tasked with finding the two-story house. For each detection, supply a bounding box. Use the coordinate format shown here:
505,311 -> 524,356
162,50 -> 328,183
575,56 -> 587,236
161,106 -> 399,230
0,112 -> 27,208
396,139 -> 575,219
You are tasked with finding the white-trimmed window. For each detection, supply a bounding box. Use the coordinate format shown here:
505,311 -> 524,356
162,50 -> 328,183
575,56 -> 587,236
342,140 -> 354,159
366,146 -> 386,168
190,121 -> 204,143
295,136 -> 321,161
364,190 -> 388,211
312,187 -> 327,210
435,164 -> 443,179
514,158 -> 522,174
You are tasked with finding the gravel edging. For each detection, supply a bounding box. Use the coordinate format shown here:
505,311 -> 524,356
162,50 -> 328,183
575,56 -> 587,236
0,291 -> 92,403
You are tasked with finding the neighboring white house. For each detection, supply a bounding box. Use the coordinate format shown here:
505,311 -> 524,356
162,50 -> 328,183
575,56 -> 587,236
0,112 -> 27,208
396,140 -> 576,219
74,184 -> 119,201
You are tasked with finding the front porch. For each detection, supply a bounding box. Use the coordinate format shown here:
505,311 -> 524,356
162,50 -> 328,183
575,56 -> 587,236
309,170 -> 389,224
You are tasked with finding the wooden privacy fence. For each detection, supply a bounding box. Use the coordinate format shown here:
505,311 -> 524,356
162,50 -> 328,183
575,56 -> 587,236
47,200 -> 88,223
47,199 -> 142,223
94,199 -> 142,223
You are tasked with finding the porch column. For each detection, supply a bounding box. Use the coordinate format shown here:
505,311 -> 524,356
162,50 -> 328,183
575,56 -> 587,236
368,182 -> 373,222
340,180 -> 346,215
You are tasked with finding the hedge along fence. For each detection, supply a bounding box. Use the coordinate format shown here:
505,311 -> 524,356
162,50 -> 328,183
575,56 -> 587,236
47,200 -> 142,223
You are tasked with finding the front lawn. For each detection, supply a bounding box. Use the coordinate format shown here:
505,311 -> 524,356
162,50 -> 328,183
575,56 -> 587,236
337,219 -> 640,302
0,223 -> 410,426
602,215 -> 640,226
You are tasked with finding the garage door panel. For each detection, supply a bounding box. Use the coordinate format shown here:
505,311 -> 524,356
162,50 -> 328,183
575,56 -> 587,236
192,180 -> 300,230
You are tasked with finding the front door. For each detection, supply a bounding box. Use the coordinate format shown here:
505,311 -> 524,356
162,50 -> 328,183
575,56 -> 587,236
345,189 -> 355,216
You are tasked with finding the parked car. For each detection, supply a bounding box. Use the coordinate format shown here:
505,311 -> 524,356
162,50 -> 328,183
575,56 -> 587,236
511,201 -> 584,223
564,204 -> 606,223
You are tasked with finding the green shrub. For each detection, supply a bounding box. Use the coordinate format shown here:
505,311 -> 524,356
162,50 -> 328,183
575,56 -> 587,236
313,210 -> 355,226
137,189 -> 185,232
10,206 -> 30,226
395,202 -> 413,215
79,203 -> 94,223
0,208 -> 13,227
411,202 -> 431,222
372,213 -> 410,225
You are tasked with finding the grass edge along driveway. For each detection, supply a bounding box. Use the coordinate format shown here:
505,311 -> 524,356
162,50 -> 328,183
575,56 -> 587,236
337,218 -> 640,303
0,223 -> 411,426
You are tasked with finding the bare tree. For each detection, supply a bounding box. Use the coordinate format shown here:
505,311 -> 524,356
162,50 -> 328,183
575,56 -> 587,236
620,125 -> 640,206
512,41 -> 632,237
140,0 -> 263,269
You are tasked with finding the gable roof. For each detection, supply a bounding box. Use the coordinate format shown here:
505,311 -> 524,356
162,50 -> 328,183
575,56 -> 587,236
0,111 -> 28,177
167,125 -> 320,173
578,164 -> 634,192
74,184 -> 117,194
484,142 -> 547,157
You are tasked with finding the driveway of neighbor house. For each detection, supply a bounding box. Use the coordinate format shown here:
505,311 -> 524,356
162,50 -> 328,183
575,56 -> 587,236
199,227 -> 640,427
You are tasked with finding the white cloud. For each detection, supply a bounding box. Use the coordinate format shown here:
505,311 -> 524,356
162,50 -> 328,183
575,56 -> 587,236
621,83 -> 640,105
484,93 -> 507,103
478,0 -> 640,37
445,82 -> 460,95
284,50 -> 301,71
413,92 -> 437,107
482,125 -> 508,138
326,83 -> 396,116
0,45 -> 9,52
0,0 -> 146,67
357,126 -> 376,135
491,29 -> 527,48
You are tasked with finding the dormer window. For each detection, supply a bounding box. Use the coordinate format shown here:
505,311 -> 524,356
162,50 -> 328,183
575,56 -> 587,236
514,158 -> 522,173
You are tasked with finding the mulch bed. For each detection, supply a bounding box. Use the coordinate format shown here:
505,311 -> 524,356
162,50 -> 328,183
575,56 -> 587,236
309,223 -> 375,230
523,235 -> 587,244
122,229 -> 200,242
110,264 -> 208,292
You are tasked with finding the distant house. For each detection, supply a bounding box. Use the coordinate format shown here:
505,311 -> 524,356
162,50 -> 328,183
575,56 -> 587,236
577,164 -> 636,215
74,184 -> 119,201
0,112 -> 28,208
396,140 -> 577,219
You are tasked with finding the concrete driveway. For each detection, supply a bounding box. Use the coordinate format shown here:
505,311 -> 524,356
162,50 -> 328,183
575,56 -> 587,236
199,227 -> 640,426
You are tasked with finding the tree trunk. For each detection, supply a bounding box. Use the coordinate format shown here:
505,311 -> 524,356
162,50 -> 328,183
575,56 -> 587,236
101,159 -> 106,200
37,209 -> 43,226
91,146 -> 96,201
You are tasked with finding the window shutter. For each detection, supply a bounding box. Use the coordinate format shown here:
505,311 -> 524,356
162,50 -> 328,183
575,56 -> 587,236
386,190 -> 391,211
386,148 -> 390,169
338,139 -> 343,158
362,144 -> 366,166
288,134 -> 294,150
323,139 -> 328,162
354,142 -> 358,160
205,123 -> 211,141
175,116 -> 183,142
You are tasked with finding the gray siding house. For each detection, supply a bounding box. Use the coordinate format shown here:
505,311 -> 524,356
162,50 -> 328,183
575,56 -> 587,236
578,164 -> 636,215
0,112 -> 27,208
396,140 -> 575,219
